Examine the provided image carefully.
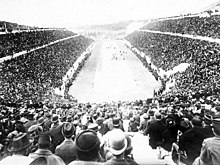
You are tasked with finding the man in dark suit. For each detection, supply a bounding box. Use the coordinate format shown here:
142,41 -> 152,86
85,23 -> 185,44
50,115 -> 64,153
144,112 -> 167,149
55,122 -> 76,165
178,117 -> 211,165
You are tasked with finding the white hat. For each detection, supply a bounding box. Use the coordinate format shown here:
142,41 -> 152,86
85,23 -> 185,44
107,129 -> 127,155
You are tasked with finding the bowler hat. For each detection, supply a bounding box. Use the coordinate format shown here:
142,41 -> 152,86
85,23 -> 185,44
76,130 -> 100,152
62,122 -> 75,138
88,123 -> 98,131
107,129 -> 127,155
8,133 -> 33,152
37,117 -> 45,126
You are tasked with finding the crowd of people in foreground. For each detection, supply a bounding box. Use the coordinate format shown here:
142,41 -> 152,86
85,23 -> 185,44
0,92 -> 220,165
142,14 -> 220,39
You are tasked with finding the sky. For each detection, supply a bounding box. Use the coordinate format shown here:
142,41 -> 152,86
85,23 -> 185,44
0,0 -> 218,28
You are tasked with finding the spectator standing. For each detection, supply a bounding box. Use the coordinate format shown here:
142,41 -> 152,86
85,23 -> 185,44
0,133 -> 33,165
55,122 -> 76,165
29,132 -> 65,165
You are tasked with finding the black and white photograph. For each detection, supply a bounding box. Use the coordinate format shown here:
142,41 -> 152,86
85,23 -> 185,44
0,0 -> 220,165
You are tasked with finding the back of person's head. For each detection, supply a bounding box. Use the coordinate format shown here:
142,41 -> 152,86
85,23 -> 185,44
38,132 -> 51,149
75,130 -> 100,161
213,117 -> 220,136
191,117 -> 202,127
29,157 -> 47,165
62,122 -> 75,138
107,129 -> 127,157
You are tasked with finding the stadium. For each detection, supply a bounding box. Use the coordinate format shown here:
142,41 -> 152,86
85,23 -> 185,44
0,0 -> 220,165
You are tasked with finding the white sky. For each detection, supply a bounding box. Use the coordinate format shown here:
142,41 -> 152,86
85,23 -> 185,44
0,0 -> 218,28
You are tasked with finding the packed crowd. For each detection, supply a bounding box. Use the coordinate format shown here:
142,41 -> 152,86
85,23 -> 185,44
125,31 -> 220,97
142,15 -> 220,38
0,92 -> 220,165
0,30 -> 76,58
0,35 -> 93,105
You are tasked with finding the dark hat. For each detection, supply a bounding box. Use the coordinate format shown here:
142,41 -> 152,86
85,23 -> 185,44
96,117 -> 104,125
62,122 -> 75,138
113,117 -> 120,127
37,117 -> 45,126
76,130 -> 100,152
215,106 -> 220,112
192,117 -> 202,127
66,115 -> 72,122
204,115 -> 212,125
52,115 -> 59,123
8,133 -> 33,152
213,117 -> 220,134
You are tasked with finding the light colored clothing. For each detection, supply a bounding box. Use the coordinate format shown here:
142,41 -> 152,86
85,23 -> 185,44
193,136 -> 220,165
29,149 -> 65,165
0,155 -> 33,165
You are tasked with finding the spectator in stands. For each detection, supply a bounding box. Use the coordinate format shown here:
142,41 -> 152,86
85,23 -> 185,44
50,115 -> 64,153
178,117 -> 212,165
55,122 -> 76,165
0,133 -> 33,165
69,130 -> 102,165
29,132 -> 65,165
193,117 -> 220,165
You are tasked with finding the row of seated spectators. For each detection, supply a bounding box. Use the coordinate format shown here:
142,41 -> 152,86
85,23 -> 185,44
125,31 -> 220,98
0,30 -> 76,58
142,15 -> 220,38
0,35 -> 93,105
0,91 -> 220,165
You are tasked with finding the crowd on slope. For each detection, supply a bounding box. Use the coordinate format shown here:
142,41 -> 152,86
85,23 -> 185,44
142,15 -> 220,39
126,31 -> 220,97
0,30 -> 76,58
0,35 -> 93,106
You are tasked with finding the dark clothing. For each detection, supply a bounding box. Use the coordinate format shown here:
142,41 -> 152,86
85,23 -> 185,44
144,120 -> 167,149
104,158 -> 130,165
179,126 -> 211,165
98,123 -> 110,136
161,124 -> 179,152
50,123 -> 64,153
55,139 -> 76,165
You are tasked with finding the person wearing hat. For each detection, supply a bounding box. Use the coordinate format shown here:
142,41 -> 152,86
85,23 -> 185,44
68,130 -> 103,165
202,115 -> 214,138
128,117 -> 139,132
55,122 -> 76,165
96,117 -> 109,136
112,117 -> 124,131
104,129 -> 130,165
178,117 -> 212,165
143,112 -> 167,149
0,133 -> 33,165
44,113 -> 52,131
29,132 -> 65,165
139,113 -> 148,132
24,113 -> 37,132
50,115 -> 64,153
193,117 -> 220,165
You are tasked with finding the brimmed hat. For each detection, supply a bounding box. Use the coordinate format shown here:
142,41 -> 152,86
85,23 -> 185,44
8,133 -> 33,152
37,117 -> 45,126
38,132 -> 51,147
62,122 -> 75,138
107,129 -> 127,155
213,117 -> 220,134
76,130 -> 100,152
52,115 -> 59,123
88,123 -> 98,132
113,117 -> 120,127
